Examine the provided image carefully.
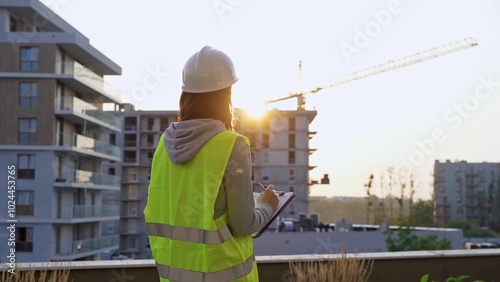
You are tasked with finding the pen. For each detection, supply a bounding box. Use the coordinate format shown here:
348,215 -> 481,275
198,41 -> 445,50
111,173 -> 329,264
257,182 -> 266,191
258,182 -> 285,196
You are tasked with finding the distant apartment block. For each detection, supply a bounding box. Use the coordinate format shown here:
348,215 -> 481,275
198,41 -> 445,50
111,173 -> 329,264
105,104 -> 318,258
0,0 -> 121,261
234,108 -> 318,218
102,103 -> 175,259
434,160 -> 500,227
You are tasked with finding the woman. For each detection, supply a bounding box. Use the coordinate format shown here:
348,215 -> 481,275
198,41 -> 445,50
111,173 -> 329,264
144,46 -> 279,282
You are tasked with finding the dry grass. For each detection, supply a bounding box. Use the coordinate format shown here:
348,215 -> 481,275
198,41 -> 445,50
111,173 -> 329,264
1,261 -> 72,282
289,252 -> 374,282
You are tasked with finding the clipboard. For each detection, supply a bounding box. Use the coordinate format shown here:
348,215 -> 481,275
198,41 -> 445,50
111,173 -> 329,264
252,191 -> 296,238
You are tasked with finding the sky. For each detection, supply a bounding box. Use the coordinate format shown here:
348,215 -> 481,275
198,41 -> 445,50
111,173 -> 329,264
44,0 -> 500,199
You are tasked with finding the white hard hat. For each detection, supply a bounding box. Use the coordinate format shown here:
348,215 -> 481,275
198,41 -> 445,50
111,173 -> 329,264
182,46 -> 238,93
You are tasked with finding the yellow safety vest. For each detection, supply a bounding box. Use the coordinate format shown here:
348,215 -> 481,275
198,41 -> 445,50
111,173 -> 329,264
144,130 -> 258,282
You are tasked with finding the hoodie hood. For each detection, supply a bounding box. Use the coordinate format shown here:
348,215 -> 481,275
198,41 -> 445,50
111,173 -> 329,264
164,119 -> 226,165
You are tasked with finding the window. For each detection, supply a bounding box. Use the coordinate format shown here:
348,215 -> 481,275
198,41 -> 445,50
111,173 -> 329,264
289,169 -> 295,182
124,151 -> 136,163
289,116 -> 295,131
17,191 -> 34,216
147,117 -> 155,131
289,186 -> 295,192
106,221 -> 115,233
16,227 -> 33,252
18,154 -> 35,179
160,117 -> 168,130
288,151 -> 296,164
262,133 -> 269,148
19,82 -> 38,107
128,219 -> 137,233
250,150 -> 256,165
9,15 -> 16,31
124,117 -> 137,130
147,151 -> 154,161
109,133 -> 116,145
128,185 -> 138,199
108,167 -> 115,175
127,237 -> 137,249
289,134 -> 295,148
147,134 -> 154,147
20,47 -> 39,72
125,134 -> 137,147
128,202 -> 138,216
247,132 -> 257,148
263,152 -> 269,164
19,118 -> 37,143
262,168 -> 270,181
128,171 -> 137,182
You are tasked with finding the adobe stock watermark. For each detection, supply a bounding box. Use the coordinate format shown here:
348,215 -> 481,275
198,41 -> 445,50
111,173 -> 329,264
125,65 -> 169,105
398,74 -> 500,176
213,0 -> 244,21
339,0 -> 403,63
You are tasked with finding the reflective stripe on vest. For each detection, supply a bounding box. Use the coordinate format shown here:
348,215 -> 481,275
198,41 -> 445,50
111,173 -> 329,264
146,222 -> 232,245
157,254 -> 255,282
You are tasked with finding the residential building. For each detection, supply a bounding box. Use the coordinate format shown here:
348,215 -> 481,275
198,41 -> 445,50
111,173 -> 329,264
0,0 -> 121,261
234,108 -> 318,218
105,103 -> 175,259
434,160 -> 500,227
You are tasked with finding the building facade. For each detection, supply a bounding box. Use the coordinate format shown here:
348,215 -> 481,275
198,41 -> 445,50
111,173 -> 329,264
103,104 -> 176,259
434,160 -> 500,227
0,0 -> 121,262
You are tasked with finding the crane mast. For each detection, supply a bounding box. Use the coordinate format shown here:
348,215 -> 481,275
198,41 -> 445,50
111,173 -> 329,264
265,37 -> 478,110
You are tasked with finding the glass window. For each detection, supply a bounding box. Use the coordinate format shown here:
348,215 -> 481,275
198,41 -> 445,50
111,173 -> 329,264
289,169 -> 296,182
262,133 -> 269,148
262,168 -> 269,181
20,47 -> 39,72
289,133 -> 295,148
19,118 -> 37,143
288,151 -> 295,164
19,82 -> 38,107
289,116 -> 295,131
16,227 -> 33,252
17,191 -> 34,216
127,237 -> 137,249
18,154 -> 35,179
128,185 -> 138,199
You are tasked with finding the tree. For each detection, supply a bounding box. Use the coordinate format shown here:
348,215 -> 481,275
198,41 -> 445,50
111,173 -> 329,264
445,220 -> 496,238
385,225 -> 451,251
408,200 -> 434,227
365,174 -> 374,224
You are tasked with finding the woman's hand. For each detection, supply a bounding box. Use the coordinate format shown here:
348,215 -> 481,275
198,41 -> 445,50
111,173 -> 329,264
257,184 -> 279,212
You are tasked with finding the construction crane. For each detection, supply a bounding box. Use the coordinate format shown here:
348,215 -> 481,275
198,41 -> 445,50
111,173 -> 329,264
265,37 -> 478,110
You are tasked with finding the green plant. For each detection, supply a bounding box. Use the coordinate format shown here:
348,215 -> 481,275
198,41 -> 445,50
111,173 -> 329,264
385,225 -> 451,251
420,273 -> 484,282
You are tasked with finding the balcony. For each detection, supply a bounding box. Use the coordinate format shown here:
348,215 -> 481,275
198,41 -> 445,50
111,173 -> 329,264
56,133 -> 121,161
54,169 -> 120,190
55,61 -> 121,102
56,96 -> 121,131
56,205 -> 119,222
5,250 -> 500,281
53,235 -> 119,260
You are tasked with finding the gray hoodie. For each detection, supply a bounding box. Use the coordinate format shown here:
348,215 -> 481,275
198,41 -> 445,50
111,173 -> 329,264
164,118 -> 273,237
